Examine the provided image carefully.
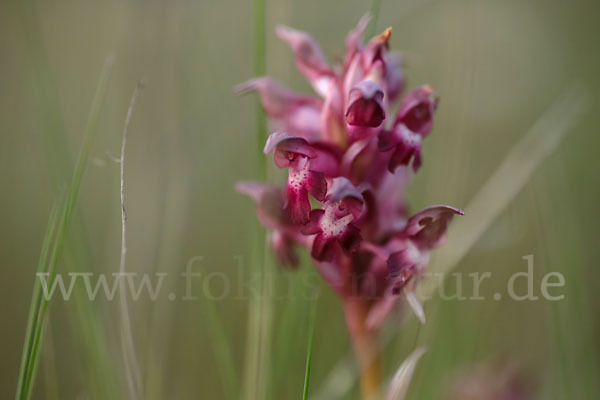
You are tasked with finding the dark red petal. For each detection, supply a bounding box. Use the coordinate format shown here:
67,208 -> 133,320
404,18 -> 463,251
345,80 -> 386,128
311,232 -> 335,261
286,184 -> 311,224
339,224 -> 362,254
378,129 -> 399,152
387,250 -> 418,294
272,231 -> 299,268
396,85 -> 438,136
412,152 -> 423,172
387,144 -> 417,173
305,171 -> 327,202
386,126 -> 422,173
301,209 -> 325,235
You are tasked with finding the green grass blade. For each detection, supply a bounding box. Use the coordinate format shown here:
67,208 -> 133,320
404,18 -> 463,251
15,3 -> 119,395
15,56 -> 114,400
365,0 -> 383,39
302,296 -> 318,400
19,195 -> 69,400
200,295 -> 240,400
15,197 -> 63,400
242,0 -> 273,399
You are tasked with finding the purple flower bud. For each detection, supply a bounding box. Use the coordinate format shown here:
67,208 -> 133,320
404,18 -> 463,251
346,80 -> 386,128
395,85 -> 438,136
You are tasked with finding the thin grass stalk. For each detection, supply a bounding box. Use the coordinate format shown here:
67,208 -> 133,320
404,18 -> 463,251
20,200 -> 69,400
200,296 -> 240,400
41,319 -> 60,400
302,296 -> 318,400
118,82 -> 145,400
15,197 -> 63,400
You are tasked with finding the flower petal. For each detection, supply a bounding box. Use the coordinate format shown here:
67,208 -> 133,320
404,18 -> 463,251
387,249 -> 420,294
405,291 -> 426,324
345,80 -> 386,128
385,347 -> 427,400
311,232 -> 336,261
326,177 -> 365,218
403,205 -> 464,249
264,131 -> 314,156
362,28 -> 392,77
235,181 -> 287,228
286,183 -> 311,224
301,209 -> 325,235
384,52 -> 405,103
305,170 -> 327,201
383,125 -> 423,173
345,14 -> 370,64
235,78 -> 323,140
396,85 -> 438,136
264,131 -> 316,168
339,223 -> 362,253
276,25 -> 334,97
306,142 -> 343,176
272,230 -> 299,268
366,293 -> 398,329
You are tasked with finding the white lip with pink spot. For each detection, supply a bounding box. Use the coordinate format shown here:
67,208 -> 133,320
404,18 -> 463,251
287,161 -> 309,191
320,203 -> 354,237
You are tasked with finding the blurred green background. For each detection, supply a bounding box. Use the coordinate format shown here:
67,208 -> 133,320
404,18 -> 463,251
1,0 -> 599,398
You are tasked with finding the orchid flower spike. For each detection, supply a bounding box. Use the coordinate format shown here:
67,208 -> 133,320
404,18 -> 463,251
236,16 -> 464,399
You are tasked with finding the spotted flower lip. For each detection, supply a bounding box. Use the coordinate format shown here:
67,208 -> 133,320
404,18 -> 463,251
264,132 -> 337,224
301,177 -> 364,261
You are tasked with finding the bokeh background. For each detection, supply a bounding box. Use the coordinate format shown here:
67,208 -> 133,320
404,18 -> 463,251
1,0 -> 599,399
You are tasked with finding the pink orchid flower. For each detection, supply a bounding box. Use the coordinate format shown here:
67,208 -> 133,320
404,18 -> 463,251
236,15 -> 464,398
